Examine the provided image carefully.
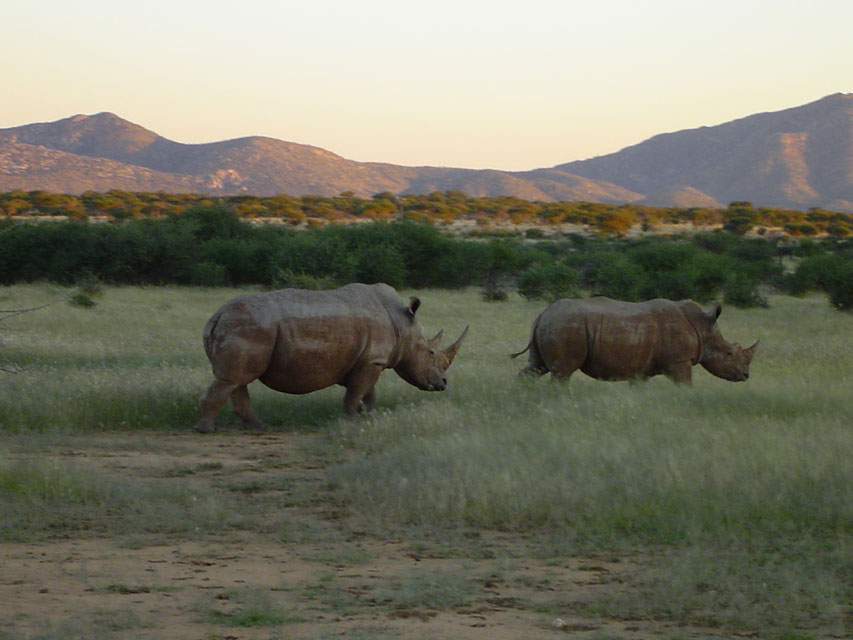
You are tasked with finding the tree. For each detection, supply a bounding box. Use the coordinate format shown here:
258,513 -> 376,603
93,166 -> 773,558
723,202 -> 759,235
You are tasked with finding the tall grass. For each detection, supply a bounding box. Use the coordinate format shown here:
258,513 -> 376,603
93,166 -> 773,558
0,455 -> 236,541
2,284 -> 850,632
329,290 -> 852,633
0,284 -> 341,432
332,293 -> 852,541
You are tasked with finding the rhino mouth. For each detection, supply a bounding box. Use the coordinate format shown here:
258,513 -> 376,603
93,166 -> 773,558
425,378 -> 447,391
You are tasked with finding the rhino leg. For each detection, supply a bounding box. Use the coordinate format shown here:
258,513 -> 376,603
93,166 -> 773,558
230,385 -> 265,430
360,387 -> 377,413
343,366 -> 382,416
663,361 -> 693,384
519,340 -> 549,377
196,378 -> 239,433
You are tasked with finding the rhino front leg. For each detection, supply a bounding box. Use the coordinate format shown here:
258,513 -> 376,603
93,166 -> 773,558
360,387 -> 378,413
343,366 -> 382,416
664,361 -> 693,384
196,378 -> 239,433
230,385 -> 265,431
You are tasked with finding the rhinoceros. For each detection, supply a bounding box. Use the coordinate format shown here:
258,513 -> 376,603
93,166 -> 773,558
511,297 -> 757,384
195,283 -> 468,432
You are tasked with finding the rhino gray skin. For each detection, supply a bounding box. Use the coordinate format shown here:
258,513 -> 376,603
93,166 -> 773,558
195,283 -> 468,432
511,297 -> 757,384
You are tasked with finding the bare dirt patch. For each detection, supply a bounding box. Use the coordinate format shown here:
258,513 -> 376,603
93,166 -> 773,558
1,433 -> 735,639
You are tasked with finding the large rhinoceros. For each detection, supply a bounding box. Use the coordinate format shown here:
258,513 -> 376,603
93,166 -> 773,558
511,297 -> 757,384
195,283 -> 468,432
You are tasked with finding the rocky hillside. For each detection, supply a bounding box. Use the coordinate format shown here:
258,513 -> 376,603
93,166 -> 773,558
1,94 -> 851,210
558,93 -> 853,211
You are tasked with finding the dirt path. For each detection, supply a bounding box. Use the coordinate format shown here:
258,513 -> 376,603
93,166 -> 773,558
0,433 -> 722,639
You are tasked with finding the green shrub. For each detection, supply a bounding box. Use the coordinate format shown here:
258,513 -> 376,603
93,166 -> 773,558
785,254 -> 841,296
589,253 -> 646,301
723,272 -> 768,308
516,262 -> 580,301
271,269 -> 338,291
352,243 -> 407,287
824,259 -> 853,311
189,261 -> 228,287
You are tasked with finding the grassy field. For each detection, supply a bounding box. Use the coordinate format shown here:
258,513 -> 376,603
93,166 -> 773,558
1,283 -> 851,639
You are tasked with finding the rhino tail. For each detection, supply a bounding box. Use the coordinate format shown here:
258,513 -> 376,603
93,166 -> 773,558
509,342 -> 531,359
511,314 -> 541,359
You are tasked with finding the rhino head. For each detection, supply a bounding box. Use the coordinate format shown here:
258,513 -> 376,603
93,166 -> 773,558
698,304 -> 759,382
394,297 -> 469,391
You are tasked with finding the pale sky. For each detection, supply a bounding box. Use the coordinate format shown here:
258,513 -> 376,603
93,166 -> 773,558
3,0 -> 852,171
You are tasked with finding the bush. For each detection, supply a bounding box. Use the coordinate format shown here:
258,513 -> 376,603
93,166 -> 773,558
723,272 -> 768,308
590,253 -> 646,301
517,262 -> 580,301
270,269 -> 338,291
824,259 -> 853,311
170,205 -> 248,241
351,243 -> 407,287
189,261 -> 228,287
784,254 -> 840,295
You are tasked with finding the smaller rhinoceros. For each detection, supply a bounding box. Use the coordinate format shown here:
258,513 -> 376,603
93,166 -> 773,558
195,283 -> 468,432
511,297 -> 757,384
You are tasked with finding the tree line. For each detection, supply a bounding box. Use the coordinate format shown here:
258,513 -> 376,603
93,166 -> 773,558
1,205 -> 850,310
2,189 -> 852,237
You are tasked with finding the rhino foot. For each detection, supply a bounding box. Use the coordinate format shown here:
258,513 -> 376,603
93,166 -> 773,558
194,420 -> 217,434
240,418 -> 268,432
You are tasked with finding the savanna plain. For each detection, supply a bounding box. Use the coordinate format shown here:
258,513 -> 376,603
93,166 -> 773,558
0,284 -> 850,640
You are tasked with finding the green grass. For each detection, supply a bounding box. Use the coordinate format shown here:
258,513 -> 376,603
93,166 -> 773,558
0,455 -> 237,541
1,283 -> 851,635
202,587 -> 302,627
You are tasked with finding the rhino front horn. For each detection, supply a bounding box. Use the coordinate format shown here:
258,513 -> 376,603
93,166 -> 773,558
444,325 -> 469,363
744,340 -> 759,362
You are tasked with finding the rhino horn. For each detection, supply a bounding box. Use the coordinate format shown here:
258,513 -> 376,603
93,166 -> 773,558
744,340 -> 759,362
443,325 -> 469,363
429,329 -> 444,346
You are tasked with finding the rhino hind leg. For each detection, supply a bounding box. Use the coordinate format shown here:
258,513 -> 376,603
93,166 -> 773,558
195,378 -> 239,433
519,340 -> 549,377
230,385 -> 265,430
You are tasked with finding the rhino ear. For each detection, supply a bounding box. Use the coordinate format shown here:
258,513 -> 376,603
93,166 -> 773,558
407,297 -> 421,318
707,303 -> 722,325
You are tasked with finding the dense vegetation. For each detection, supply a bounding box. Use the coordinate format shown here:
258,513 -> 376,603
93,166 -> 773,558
2,203 -> 852,309
2,189 -> 852,236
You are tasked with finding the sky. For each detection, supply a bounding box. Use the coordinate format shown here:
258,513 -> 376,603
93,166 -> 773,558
3,0 -> 853,171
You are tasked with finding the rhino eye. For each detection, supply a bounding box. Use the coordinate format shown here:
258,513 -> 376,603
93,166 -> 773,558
429,348 -> 436,356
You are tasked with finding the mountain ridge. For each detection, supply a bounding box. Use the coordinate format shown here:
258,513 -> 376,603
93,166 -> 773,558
1,94 -> 851,210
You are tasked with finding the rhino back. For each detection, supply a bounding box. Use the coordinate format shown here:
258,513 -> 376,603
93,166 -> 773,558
207,284 -> 401,394
536,298 -> 698,379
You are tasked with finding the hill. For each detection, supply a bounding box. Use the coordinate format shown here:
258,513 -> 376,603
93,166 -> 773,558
557,93 -> 853,211
1,94 -> 852,210
0,113 -> 636,202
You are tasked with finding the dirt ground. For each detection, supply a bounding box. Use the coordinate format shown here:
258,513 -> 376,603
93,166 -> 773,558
1,433 -> 736,639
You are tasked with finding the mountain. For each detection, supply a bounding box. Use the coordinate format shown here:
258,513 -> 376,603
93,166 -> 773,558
557,93 -> 853,211
1,94 -> 851,210
0,112 -> 637,203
